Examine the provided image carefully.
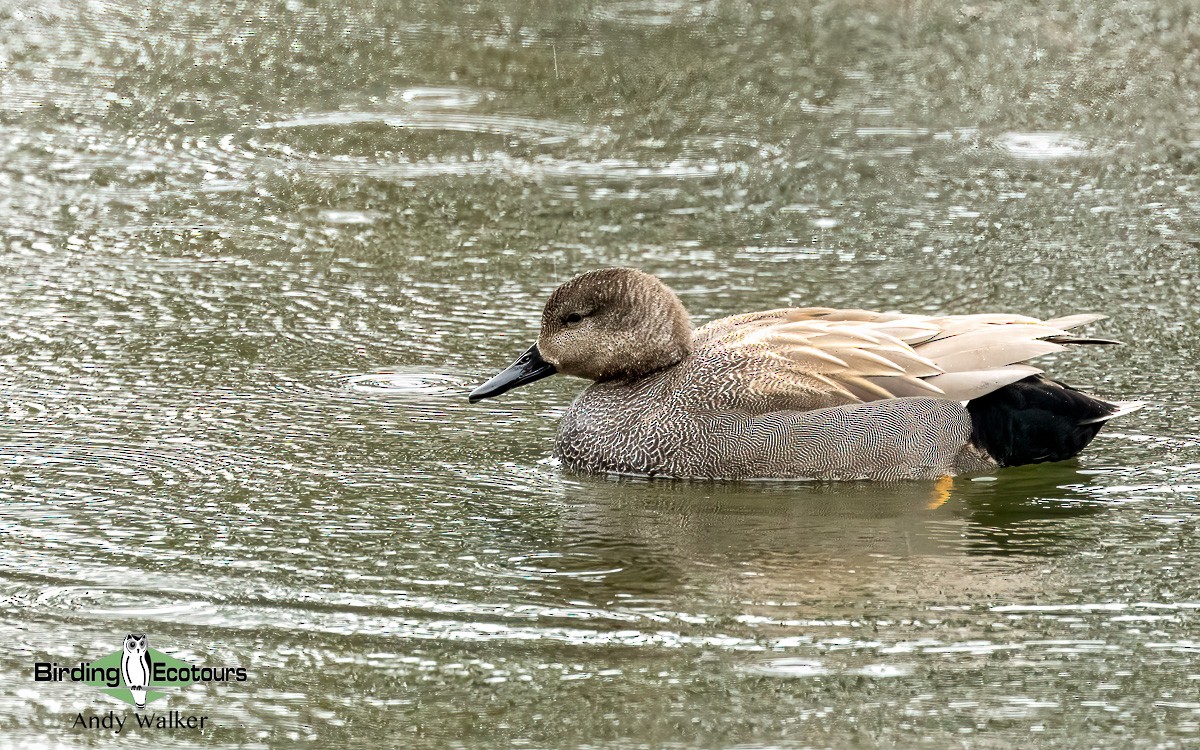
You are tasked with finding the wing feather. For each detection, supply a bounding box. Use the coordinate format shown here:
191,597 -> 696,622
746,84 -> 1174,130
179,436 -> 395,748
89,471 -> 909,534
864,374 -> 946,397
923,365 -> 1045,401
915,325 -> 1069,370
1044,313 -> 1108,330
692,306 -> 1116,411
825,346 -> 908,374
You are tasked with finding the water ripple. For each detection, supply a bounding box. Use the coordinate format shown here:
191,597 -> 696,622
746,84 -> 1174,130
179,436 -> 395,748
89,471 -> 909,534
343,369 -> 466,398
995,131 -> 1102,160
257,110 -> 607,146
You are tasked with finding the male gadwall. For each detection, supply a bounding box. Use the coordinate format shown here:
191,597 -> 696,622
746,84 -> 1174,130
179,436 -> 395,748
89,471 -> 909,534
469,268 -> 1141,480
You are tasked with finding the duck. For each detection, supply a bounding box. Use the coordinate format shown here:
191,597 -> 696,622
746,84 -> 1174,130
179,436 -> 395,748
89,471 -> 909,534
468,268 -> 1141,480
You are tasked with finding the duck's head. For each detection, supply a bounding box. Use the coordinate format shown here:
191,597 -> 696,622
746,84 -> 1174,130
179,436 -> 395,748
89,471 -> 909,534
468,268 -> 692,402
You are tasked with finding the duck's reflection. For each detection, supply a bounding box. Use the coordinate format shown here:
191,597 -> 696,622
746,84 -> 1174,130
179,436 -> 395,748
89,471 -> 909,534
537,466 -> 1103,611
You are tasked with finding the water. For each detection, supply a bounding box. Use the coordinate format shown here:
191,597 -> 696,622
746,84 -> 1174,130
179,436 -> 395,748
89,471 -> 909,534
1,0 -> 1198,746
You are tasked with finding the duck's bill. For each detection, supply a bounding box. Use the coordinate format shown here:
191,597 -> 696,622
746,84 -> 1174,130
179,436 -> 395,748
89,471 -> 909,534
468,344 -> 557,403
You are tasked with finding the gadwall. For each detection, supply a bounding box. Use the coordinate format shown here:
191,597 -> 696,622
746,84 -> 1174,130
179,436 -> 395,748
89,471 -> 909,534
469,268 -> 1141,480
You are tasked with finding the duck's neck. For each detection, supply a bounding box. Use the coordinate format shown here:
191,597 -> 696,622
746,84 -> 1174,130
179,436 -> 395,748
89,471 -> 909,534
621,294 -> 693,380
602,330 -> 692,383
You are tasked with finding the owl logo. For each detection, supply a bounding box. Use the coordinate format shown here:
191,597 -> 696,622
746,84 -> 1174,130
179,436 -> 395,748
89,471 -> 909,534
120,634 -> 152,710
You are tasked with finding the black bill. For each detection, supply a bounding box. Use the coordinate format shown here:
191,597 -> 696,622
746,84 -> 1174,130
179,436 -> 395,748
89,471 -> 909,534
468,343 -> 557,403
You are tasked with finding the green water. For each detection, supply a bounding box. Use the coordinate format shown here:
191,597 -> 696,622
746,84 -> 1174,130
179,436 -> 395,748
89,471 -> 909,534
1,1 -> 1198,747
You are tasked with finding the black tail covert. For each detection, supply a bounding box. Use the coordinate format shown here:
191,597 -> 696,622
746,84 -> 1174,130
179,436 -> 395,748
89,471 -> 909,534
967,375 -> 1117,467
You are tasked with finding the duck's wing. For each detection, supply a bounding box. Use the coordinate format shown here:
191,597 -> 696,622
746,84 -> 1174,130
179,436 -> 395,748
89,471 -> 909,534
692,307 -> 1117,408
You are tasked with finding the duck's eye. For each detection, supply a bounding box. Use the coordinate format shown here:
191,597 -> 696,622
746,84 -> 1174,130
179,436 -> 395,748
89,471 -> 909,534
564,312 -> 585,325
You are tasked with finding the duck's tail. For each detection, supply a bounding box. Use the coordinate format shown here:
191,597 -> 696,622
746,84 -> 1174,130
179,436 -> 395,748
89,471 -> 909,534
966,375 -> 1143,468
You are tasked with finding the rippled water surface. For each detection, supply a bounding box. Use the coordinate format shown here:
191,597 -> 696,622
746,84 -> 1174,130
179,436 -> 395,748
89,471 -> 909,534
2,0 -> 1199,747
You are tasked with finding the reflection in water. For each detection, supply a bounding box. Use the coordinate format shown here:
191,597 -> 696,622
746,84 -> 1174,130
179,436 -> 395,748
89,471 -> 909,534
953,464 -> 1108,557
548,468 -> 1104,617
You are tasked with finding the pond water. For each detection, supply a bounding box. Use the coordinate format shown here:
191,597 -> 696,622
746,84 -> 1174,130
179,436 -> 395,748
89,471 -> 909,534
1,0 -> 1198,747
